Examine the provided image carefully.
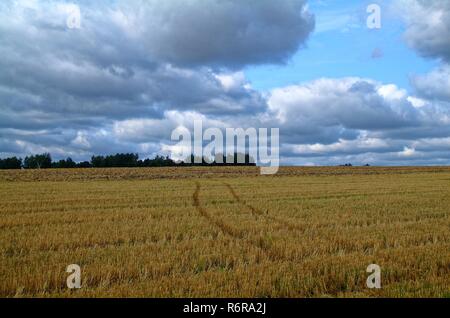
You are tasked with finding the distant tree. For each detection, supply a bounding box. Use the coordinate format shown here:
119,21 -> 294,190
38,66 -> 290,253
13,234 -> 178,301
52,157 -> 76,168
0,157 -> 22,169
91,153 -> 139,168
91,155 -> 105,168
181,153 -> 255,166
8,152 -> 257,169
65,157 -> 76,168
140,155 -> 175,167
24,153 -> 52,169
77,161 -> 92,168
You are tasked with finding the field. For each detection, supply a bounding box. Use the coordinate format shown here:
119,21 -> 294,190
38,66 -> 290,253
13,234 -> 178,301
0,167 -> 449,298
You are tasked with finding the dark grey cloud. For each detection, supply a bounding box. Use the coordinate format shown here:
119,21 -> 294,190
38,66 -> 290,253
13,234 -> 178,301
126,0 -> 315,68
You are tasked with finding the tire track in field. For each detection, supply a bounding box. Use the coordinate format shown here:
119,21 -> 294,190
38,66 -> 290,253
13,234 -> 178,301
193,182 -> 244,239
193,182 -> 287,261
224,183 -> 305,233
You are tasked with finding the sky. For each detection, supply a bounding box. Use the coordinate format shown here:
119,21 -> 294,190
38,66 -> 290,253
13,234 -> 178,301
1,0 -> 450,166
246,0 -> 439,91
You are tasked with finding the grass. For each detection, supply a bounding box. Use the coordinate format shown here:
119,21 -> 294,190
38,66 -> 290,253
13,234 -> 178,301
0,167 -> 449,297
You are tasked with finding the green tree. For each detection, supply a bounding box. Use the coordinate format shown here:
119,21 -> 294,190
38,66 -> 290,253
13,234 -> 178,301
24,153 -> 52,169
0,157 -> 22,169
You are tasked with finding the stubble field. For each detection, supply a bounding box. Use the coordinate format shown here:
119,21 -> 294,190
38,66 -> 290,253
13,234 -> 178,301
0,167 -> 449,297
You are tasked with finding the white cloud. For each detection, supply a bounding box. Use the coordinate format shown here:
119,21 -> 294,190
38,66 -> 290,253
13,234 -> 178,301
214,72 -> 248,92
412,65 -> 450,102
288,136 -> 390,156
268,78 -> 420,132
407,96 -> 427,108
377,84 -> 407,101
71,131 -> 91,149
399,146 -> 416,157
396,0 -> 450,62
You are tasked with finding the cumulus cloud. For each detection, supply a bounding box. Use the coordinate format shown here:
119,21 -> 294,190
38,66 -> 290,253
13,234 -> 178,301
397,0 -> 450,62
267,77 -> 450,165
3,0 -> 303,159
397,0 -> 450,122
1,0 -> 299,121
412,65 -> 450,102
124,0 -> 315,68
286,136 -> 392,157
268,78 -> 421,133
113,111 -> 228,143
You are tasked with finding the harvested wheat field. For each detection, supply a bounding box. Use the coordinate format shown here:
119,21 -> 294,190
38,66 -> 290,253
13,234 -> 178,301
0,167 -> 449,298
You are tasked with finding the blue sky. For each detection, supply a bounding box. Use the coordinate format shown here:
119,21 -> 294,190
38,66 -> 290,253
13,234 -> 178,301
246,0 -> 438,92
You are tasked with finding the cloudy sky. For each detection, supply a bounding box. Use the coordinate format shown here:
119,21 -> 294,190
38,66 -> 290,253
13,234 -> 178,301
1,0 -> 450,166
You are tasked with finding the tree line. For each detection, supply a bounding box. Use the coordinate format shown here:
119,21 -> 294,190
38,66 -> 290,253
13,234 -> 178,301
0,153 -> 256,170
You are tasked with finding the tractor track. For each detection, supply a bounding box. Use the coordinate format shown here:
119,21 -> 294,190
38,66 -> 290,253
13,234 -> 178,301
193,182 -> 289,261
193,182 -> 244,239
224,183 -> 306,233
